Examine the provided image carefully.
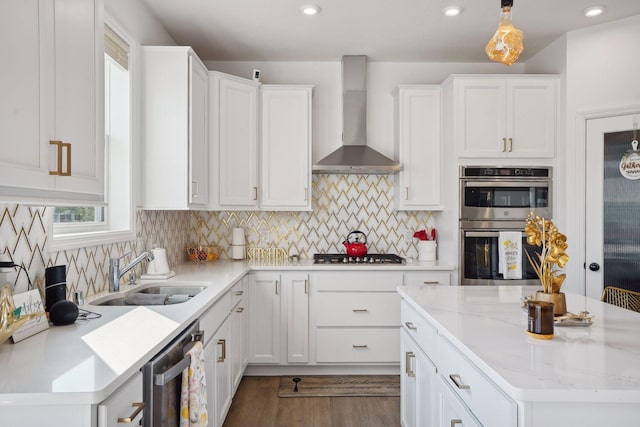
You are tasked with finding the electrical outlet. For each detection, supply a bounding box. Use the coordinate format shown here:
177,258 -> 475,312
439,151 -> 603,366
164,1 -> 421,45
260,229 -> 271,244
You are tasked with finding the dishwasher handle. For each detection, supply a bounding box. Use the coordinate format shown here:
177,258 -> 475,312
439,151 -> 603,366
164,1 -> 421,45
153,328 -> 204,386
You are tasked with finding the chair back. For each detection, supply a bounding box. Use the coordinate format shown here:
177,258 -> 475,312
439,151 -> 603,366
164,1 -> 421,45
601,286 -> 640,313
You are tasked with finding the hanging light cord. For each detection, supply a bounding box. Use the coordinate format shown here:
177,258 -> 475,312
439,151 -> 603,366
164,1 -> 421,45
0,262 -> 33,291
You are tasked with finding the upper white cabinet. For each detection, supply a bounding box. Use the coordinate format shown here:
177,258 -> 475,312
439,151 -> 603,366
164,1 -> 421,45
0,0 -> 104,203
209,72 -> 260,210
393,86 -> 442,210
141,46 -> 209,209
260,86 -> 313,211
445,76 -> 558,158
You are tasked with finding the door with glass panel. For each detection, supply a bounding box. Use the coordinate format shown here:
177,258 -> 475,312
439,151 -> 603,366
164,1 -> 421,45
585,113 -> 640,299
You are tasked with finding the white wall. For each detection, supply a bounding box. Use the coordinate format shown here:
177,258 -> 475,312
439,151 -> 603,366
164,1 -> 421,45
105,0 -> 175,45
526,15 -> 640,294
206,60 -> 524,162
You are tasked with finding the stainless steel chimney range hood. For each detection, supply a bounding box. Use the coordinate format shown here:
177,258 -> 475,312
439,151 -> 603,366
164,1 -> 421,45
312,55 -> 401,175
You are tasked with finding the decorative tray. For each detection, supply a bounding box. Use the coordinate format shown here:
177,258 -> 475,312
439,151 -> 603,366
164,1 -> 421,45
554,311 -> 594,327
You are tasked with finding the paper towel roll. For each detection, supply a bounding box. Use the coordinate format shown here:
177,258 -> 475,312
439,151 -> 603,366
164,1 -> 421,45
232,228 -> 246,245
231,245 -> 246,260
147,248 -> 170,275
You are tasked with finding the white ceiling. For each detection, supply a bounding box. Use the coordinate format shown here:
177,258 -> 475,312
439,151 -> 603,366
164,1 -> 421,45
140,0 -> 640,63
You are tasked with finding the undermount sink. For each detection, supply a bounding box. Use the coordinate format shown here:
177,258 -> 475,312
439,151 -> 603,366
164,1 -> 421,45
90,283 -> 207,306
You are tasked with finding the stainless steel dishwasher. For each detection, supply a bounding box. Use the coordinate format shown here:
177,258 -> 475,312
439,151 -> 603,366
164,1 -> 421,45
142,320 -> 203,427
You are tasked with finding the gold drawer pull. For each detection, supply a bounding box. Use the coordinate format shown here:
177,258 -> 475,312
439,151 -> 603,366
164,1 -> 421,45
192,180 -> 199,197
235,307 -> 244,313
423,281 -> 439,285
449,374 -> 471,390
405,321 -> 417,330
217,339 -> 226,362
405,351 -> 416,377
451,420 -> 463,427
508,137 -> 513,152
117,402 -> 144,423
502,137 -> 507,152
352,344 -> 368,349
234,291 -> 243,296
49,140 -> 71,176
352,309 -> 368,313
304,279 -> 308,294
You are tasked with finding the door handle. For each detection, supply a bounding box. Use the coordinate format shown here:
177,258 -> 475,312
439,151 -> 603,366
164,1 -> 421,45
217,339 -> 226,362
405,352 -> 416,377
192,180 -> 199,197
508,137 -> 513,152
449,374 -> 471,390
405,322 -> 417,330
502,137 -> 507,152
117,402 -> 144,423
588,262 -> 600,272
49,140 -> 72,176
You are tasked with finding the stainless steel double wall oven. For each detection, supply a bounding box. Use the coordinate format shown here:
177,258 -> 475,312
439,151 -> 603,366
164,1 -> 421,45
459,166 -> 552,286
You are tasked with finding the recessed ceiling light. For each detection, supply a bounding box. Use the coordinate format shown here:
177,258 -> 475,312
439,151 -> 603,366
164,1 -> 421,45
584,6 -> 606,17
301,5 -> 321,16
443,6 -> 462,17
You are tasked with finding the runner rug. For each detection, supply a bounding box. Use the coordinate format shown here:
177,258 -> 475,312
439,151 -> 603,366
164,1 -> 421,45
277,375 -> 400,398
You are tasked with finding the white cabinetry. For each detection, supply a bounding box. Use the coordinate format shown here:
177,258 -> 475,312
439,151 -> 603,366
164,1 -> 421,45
97,372 -> 143,427
0,0 -> 104,203
434,375 -> 482,427
393,86 -> 442,210
446,76 -> 558,159
248,272 -> 281,363
141,46 -> 209,209
260,86 -> 313,211
209,72 -> 260,210
248,272 -> 310,365
401,330 -> 436,427
230,277 -> 248,391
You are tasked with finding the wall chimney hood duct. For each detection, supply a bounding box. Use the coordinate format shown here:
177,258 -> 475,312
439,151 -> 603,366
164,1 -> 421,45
313,55 -> 402,174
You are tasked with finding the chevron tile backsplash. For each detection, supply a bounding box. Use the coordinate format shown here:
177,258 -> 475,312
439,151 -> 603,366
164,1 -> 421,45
0,175 -> 435,299
192,174 -> 435,259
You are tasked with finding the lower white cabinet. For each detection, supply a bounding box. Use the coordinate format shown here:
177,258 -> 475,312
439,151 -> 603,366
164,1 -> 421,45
211,318 -> 232,427
435,375 -> 481,427
248,272 -> 281,363
97,372 -> 143,427
230,277 -> 248,391
284,273 -> 310,363
401,329 -> 436,427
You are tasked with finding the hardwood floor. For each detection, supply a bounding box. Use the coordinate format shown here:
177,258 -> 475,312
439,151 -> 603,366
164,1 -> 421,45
223,377 -> 401,427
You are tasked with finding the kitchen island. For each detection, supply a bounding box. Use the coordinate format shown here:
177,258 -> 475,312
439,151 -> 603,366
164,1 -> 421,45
399,285 -> 640,427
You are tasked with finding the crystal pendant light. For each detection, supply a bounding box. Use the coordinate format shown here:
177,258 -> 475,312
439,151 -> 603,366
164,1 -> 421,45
485,0 -> 524,66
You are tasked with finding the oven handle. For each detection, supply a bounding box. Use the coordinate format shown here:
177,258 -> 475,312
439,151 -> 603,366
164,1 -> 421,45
463,181 -> 549,188
464,230 -> 526,238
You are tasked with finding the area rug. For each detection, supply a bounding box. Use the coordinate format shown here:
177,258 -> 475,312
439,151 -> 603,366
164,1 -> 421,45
278,375 -> 400,397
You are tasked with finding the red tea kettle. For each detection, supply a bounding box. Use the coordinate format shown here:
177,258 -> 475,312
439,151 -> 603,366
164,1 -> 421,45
343,230 -> 368,257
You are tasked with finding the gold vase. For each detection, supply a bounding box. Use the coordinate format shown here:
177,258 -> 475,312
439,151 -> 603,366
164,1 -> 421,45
535,291 -> 566,316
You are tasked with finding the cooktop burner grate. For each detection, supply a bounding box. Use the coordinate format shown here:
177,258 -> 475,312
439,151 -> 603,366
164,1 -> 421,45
313,253 -> 405,265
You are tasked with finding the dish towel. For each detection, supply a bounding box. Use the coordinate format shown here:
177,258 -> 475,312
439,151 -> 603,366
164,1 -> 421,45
180,341 -> 208,427
498,231 -> 522,280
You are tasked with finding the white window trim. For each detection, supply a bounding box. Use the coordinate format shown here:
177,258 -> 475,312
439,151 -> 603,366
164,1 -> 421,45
50,17 -> 138,252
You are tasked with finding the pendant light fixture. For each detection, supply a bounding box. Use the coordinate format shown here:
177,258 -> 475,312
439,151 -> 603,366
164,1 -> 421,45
485,0 -> 524,66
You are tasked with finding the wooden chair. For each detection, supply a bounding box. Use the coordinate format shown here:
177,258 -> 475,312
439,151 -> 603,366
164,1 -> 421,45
601,286 -> 640,313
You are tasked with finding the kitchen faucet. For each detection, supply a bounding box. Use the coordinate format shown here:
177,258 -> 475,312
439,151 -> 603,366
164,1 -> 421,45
109,251 -> 154,292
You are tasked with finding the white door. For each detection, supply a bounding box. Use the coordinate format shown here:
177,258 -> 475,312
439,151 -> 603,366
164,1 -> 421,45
585,113 -> 640,299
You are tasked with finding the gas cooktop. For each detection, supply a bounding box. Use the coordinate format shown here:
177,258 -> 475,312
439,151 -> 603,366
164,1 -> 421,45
313,253 -> 405,265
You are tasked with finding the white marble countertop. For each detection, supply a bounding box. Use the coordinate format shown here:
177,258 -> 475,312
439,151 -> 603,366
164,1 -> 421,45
398,285 -> 640,402
0,259 -> 450,407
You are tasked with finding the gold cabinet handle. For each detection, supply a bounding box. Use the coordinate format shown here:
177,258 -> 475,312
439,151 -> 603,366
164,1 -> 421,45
451,420 -> 463,427
192,180 -> 199,198
449,374 -> 471,390
217,339 -> 226,362
304,187 -> 308,201
234,291 -> 243,296
405,321 -> 417,330
509,137 -> 513,152
352,344 -> 368,349
405,352 -> 416,377
352,309 -> 368,313
117,402 -> 144,423
405,187 -> 409,200
423,281 -> 439,285
253,186 -> 258,200
304,279 -> 308,294
275,280 -> 279,295
49,140 -> 71,176
502,137 -> 507,152
235,307 -> 244,313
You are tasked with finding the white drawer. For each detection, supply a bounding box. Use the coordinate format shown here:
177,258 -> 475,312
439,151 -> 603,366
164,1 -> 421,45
201,291 -> 231,346
400,299 -> 437,359
315,292 -> 400,326
403,271 -> 451,286
312,271 -> 403,292
316,328 -> 400,363
230,279 -> 245,308
438,335 -> 517,427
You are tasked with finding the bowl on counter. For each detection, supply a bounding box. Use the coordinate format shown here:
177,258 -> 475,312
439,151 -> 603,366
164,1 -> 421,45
186,244 -> 219,262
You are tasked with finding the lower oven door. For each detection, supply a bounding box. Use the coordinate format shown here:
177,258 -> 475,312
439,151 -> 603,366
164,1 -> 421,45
142,320 -> 202,427
460,228 -> 540,286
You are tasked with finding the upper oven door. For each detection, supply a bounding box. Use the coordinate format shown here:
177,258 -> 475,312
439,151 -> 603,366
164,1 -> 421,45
460,179 -> 551,221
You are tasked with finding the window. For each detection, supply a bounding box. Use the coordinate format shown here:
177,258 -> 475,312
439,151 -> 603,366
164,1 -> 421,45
51,23 -> 134,250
